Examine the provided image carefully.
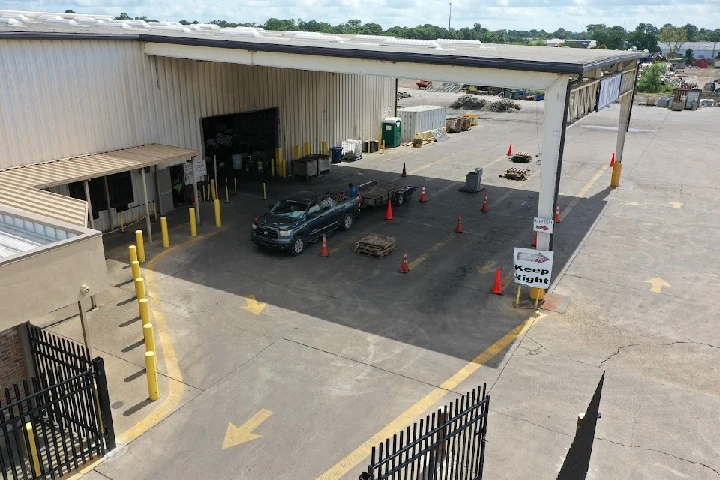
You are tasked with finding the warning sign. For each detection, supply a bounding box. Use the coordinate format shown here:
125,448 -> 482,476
183,158 -> 207,185
513,248 -> 554,288
533,217 -> 554,234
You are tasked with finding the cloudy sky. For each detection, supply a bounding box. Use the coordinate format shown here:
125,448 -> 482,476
2,0 -> 719,31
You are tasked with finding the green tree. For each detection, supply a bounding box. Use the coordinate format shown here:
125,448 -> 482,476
587,24 -> 627,50
638,63 -> 666,93
684,48 -> 694,64
628,23 -> 659,52
114,13 -> 131,20
682,23 -> 698,42
659,25 -> 687,55
709,29 -> 720,60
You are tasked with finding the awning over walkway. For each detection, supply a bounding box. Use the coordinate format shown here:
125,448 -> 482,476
0,144 -> 198,226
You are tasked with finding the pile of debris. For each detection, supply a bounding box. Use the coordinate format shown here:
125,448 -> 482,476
499,167 -> 530,181
397,91 -> 412,100
356,234 -> 396,257
450,96 -> 522,112
510,152 -> 533,163
426,82 -> 464,93
445,117 -> 473,133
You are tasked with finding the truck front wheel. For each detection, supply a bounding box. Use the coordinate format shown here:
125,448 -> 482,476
291,235 -> 305,256
341,213 -> 354,231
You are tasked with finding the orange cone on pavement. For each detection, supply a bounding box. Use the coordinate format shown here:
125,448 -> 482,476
455,213 -> 463,233
492,267 -> 503,294
507,144 -> 513,156
481,192 -> 489,212
532,232 -> 538,247
419,186 -> 428,203
386,200 -> 393,220
555,205 -> 561,223
401,163 -> 407,177
320,234 -> 329,257
399,250 -> 410,273
610,153 -> 616,167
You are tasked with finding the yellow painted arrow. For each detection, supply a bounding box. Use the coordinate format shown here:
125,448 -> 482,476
668,201 -> 683,209
644,277 -> 670,294
243,295 -> 267,315
476,260 -> 497,274
223,409 -> 273,449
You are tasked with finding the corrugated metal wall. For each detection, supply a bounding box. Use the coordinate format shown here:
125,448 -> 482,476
0,39 -> 396,170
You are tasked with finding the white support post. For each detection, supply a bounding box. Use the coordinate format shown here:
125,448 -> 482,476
611,91 -> 633,187
537,76 -> 569,252
191,157 -> 200,225
141,168 -> 152,242
103,176 -> 114,230
83,180 -> 95,230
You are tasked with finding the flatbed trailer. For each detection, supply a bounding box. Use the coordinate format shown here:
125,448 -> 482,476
357,180 -> 417,208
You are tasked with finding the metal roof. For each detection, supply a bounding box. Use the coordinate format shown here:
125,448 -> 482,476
0,144 -> 198,226
0,15 -> 644,76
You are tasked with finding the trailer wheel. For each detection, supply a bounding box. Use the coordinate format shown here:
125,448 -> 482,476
403,190 -> 412,203
395,192 -> 404,205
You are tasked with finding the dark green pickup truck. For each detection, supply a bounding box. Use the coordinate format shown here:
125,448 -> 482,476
251,191 -> 361,255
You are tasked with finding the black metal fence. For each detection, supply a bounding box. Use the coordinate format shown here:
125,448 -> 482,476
0,325 -> 115,480
360,385 -> 490,480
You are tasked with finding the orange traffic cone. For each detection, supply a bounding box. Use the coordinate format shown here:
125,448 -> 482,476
507,144 -> 513,156
401,163 -> 407,177
481,192 -> 489,212
419,186 -> 428,203
532,232 -> 538,247
555,205 -> 561,223
386,200 -> 393,220
455,213 -> 463,233
399,250 -> 410,273
320,234 -> 329,257
610,153 -> 616,167
492,267 -> 503,294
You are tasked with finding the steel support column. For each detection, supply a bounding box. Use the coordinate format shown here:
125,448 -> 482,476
537,76 -> 569,251
611,91 -> 633,187
141,168 -> 152,242
191,156 -> 200,224
83,180 -> 95,230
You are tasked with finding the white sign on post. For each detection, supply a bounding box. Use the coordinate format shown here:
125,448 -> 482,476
513,248 -> 554,288
183,158 -> 207,185
533,217 -> 554,234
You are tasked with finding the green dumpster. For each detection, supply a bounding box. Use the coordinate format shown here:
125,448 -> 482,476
382,117 -> 402,148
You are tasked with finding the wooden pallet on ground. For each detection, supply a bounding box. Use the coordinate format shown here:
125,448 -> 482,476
355,234 -> 396,257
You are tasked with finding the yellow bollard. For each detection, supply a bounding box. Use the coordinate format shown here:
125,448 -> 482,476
189,207 -> 197,237
134,277 -> 146,300
143,322 -> 156,356
225,186 -> 230,204
276,148 -> 286,178
515,285 -> 522,306
135,230 -> 145,263
382,140 -> 386,153
610,162 -> 622,188
129,245 -> 138,264
529,287 -> 545,301
25,423 -> 41,476
131,260 -> 141,281
263,183 -> 267,200
138,298 -> 150,331
303,142 -> 311,156
153,202 -> 158,222
160,217 -> 170,248
293,144 -> 301,160
145,351 -> 159,401
321,141 -> 328,156
271,158 -> 275,177
214,199 -> 221,227
119,211 -> 125,232
210,179 -> 216,201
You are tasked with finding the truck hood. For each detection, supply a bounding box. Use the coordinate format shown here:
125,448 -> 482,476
256,214 -> 301,230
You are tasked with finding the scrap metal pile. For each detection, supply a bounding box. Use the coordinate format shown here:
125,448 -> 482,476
500,167 -> 530,181
356,234 -> 396,257
450,96 -> 521,112
509,152 -> 533,163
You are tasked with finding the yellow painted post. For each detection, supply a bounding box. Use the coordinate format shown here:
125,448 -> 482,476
529,287 -> 545,301
25,423 -> 41,477
189,207 -> 197,237
610,162 -> 622,188
263,183 -> 267,200
210,179 -> 216,201
271,158 -> 276,177
153,202 -> 158,222
214,199 -> 222,227
160,217 -> 170,248
225,186 -> 230,204
322,141 -> 328,155
145,351 -> 159,401
119,212 -> 125,232
143,322 -> 156,356
134,277 -> 146,300
303,142 -> 311,156
381,140 -> 386,153
515,285 -> 522,306
139,298 -> 150,331
276,148 -> 285,178
293,144 -> 301,160
128,245 -> 138,264
135,230 -> 145,263
131,260 -> 141,281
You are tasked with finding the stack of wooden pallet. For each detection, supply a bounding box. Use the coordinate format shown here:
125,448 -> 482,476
355,234 -> 396,257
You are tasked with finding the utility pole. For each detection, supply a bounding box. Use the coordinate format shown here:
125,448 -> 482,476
448,1 -> 452,31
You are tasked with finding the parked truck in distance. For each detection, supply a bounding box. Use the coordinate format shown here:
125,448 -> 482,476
251,191 -> 360,255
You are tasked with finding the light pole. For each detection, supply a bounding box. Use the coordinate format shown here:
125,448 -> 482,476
448,1 -> 452,31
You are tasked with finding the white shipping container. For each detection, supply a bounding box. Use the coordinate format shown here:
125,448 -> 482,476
398,105 -> 447,142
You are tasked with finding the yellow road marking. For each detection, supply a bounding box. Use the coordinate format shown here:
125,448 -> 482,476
644,277 -> 670,293
318,314 -> 541,480
409,233 -> 456,270
501,271 -> 514,289
560,165 -> 609,221
410,152 -> 507,177
223,409 -> 273,449
243,295 -> 268,315
667,201 -> 683,209
476,260 -> 497,274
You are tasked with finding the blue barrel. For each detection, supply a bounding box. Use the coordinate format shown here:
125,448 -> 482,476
330,146 -> 343,163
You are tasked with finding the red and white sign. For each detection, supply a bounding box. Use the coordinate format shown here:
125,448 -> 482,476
514,248 -> 554,288
533,217 -> 554,234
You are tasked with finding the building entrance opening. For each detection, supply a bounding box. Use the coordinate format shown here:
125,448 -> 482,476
201,108 -> 279,186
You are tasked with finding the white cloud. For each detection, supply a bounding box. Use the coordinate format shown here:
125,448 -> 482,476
2,0 -> 719,31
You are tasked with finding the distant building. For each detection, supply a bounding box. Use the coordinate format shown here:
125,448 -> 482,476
545,39 -> 597,49
660,42 -> 720,59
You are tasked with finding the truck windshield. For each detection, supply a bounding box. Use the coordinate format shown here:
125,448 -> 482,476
270,200 -> 308,219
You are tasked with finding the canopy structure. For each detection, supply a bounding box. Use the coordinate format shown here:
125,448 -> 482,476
0,144 -> 198,227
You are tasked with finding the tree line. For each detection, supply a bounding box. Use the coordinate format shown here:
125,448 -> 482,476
103,12 -> 720,55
